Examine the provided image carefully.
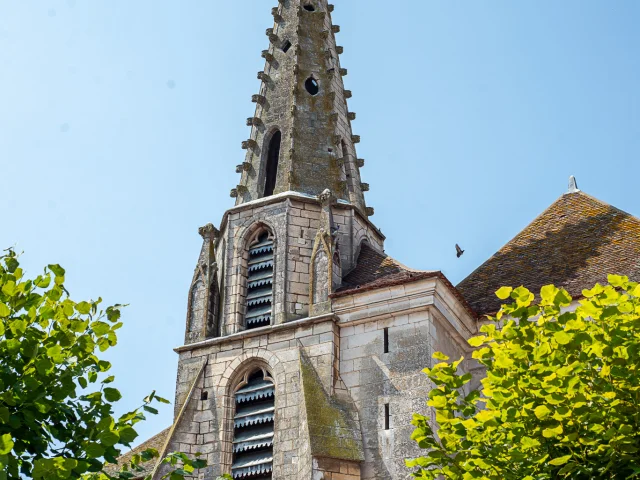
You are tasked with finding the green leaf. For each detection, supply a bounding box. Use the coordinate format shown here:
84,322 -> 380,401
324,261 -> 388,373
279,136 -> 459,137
48,264 -> 66,277
0,304 -> 10,317
46,345 -> 65,364
608,274 -> 628,287
1,281 -> 16,297
4,256 -> 19,273
98,431 -> 120,447
84,443 -> 105,459
549,455 -> 572,466
543,424 -> 563,438
428,396 -> 447,409
0,434 -> 13,455
144,391 -> 157,404
118,427 -> 139,444
154,395 -> 171,405
534,405 -> 551,420
468,336 -> 486,347
143,406 -> 159,415
521,436 -> 540,451
104,388 -> 122,403
432,352 -> 449,361
554,331 -> 572,345
91,321 -> 111,336
496,286 -> 513,300
540,284 -> 558,303
34,275 -> 51,288
75,301 -> 91,314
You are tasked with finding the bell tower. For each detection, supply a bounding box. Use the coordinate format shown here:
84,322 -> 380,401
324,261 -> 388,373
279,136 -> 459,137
159,2 -> 407,479
175,0 -> 385,343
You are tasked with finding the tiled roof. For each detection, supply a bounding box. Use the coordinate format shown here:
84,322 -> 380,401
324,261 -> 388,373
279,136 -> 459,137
457,191 -> 640,316
333,244 -> 477,318
334,244 -> 439,296
103,427 -> 171,478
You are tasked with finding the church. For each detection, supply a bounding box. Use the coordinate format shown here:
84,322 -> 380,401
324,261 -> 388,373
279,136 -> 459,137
117,1 -> 640,479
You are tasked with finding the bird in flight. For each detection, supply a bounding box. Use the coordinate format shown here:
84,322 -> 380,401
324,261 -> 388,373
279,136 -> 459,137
456,244 -> 465,258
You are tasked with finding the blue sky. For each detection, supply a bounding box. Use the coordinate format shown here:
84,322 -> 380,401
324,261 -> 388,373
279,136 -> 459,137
1,1 -> 639,443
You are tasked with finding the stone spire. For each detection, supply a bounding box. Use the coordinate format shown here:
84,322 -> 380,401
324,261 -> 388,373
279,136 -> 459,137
232,0 -> 371,215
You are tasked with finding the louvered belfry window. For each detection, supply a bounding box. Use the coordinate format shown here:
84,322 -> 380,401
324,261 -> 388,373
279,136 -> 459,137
232,370 -> 275,479
246,231 -> 274,329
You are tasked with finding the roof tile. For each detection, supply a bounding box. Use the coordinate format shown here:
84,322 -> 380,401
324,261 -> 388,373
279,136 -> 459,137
334,244 -> 438,296
457,192 -> 640,316
103,427 -> 171,478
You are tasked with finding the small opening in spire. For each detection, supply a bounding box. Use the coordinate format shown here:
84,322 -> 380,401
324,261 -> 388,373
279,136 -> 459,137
281,39 -> 292,53
305,77 -> 319,96
264,130 -> 281,197
384,403 -> 390,430
303,4 -> 315,11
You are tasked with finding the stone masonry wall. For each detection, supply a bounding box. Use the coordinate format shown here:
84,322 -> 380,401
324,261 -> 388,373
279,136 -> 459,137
313,457 -> 361,480
338,309 -> 467,479
170,316 -> 339,480
215,196 -> 384,334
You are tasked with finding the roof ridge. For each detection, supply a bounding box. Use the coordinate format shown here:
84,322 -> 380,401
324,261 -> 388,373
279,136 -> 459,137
361,243 -> 438,275
572,190 -> 640,223
131,427 -> 171,451
387,254 -> 438,274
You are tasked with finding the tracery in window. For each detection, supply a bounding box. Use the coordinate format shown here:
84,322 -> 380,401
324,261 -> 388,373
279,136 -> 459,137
232,369 -> 274,479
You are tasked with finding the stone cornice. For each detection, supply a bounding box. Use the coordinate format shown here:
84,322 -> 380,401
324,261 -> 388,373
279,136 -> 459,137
217,191 -> 385,241
332,277 -> 477,351
174,313 -> 338,354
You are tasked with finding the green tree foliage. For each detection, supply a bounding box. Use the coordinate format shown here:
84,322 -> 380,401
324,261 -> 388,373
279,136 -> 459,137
0,250 -> 206,479
407,275 -> 640,479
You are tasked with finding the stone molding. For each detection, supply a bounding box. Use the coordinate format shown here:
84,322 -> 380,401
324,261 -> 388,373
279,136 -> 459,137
217,191 -> 385,242
151,359 -> 207,480
174,313 -> 338,353
332,277 -> 477,351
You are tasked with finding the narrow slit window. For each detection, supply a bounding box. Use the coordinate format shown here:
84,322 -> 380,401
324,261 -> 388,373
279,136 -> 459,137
384,403 -> 390,430
201,391 -> 209,401
303,4 -> 315,11
232,370 -> 274,479
383,327 -> 389,353
264,131 -> 281,197
246,231 -> 274,330
281,40 -> 292,53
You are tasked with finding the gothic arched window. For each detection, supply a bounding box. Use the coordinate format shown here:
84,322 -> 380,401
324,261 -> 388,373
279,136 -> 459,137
263,131 -> 281,197
232,369 -> 275,479
246,229 -> 274,330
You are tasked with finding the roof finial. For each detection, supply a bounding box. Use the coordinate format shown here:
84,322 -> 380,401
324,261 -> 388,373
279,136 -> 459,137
567,175 -> 580,194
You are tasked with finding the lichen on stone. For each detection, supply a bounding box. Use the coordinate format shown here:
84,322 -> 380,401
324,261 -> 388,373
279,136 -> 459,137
299,351 -> 364,462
